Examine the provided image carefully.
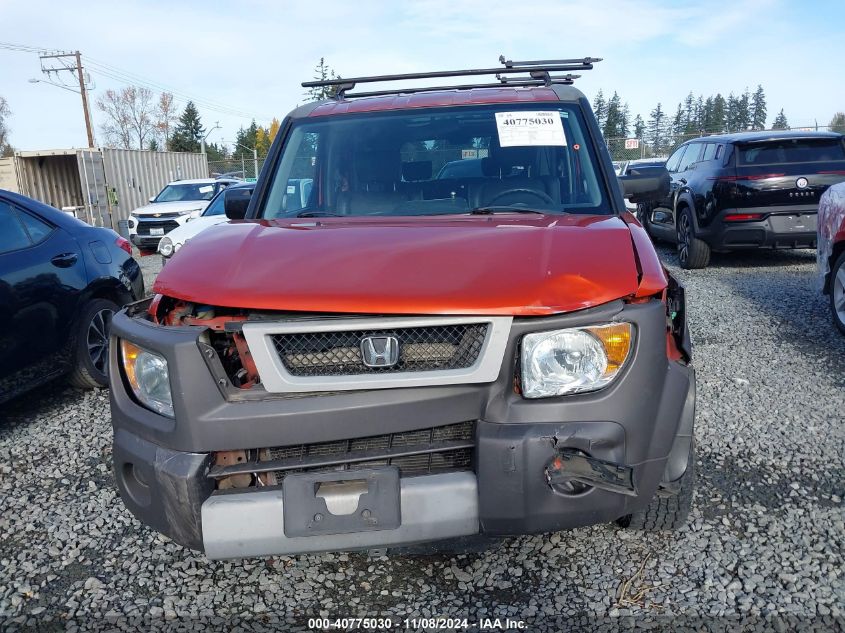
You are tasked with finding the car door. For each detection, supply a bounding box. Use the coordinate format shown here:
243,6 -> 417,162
0,198 -> 87,399
646,145 -> 689,240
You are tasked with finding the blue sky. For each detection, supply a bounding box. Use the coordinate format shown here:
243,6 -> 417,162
1,0 -> 843,150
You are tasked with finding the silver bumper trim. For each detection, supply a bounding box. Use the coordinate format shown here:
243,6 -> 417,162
242,316 -> 512,393
201,472 -> 479,559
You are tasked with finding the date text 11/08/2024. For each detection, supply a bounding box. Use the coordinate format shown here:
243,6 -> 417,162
308,617 -> 527,630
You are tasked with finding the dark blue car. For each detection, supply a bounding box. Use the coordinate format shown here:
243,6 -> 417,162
0,189 -> 144,404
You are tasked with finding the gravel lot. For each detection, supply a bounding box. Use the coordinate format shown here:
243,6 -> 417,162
1,247 -> 843,631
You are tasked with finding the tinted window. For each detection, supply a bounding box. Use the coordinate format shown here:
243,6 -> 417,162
678,144 -> 703,171
702,143 -> 717,162
260,104 -> 610,218
665,146 -> 687,173
201,191 -> 227,217
0,202 -> 32,254
18,210 -> 54,244
737,138 -> 845,165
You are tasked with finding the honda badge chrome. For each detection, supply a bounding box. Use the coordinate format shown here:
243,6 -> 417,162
360,336 -> 400,368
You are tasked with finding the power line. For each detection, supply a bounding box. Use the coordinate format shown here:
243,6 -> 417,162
0,40 -> 271,121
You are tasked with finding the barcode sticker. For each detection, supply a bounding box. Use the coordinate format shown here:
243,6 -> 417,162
495,111 -> 567,147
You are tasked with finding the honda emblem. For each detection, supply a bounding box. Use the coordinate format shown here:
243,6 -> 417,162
360,336 -> 400,368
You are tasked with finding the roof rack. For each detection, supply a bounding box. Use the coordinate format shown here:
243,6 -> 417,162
301,56 -> 601,100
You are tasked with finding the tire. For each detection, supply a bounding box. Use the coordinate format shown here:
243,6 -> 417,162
831,250 -> 845,335
617,442 -> 695,531
68,298 -> 119,389
676,207 -> 711,269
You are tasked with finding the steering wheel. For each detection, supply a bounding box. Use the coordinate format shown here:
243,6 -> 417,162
485,188 -> 554,206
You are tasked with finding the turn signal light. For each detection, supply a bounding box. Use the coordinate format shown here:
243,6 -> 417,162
585,323 -> 633,374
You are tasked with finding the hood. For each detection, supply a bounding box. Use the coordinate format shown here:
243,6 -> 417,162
154,214 -> 644,316
132,200 -> 210,216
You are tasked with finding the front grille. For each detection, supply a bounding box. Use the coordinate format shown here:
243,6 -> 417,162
271,324 -> 488,376
209,421 -> 476,487
137,220 -> 179,235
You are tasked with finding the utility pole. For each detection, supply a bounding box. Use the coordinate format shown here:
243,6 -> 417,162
39,50 -> 95,147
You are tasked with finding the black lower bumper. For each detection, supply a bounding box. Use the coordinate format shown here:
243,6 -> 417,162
130,234 -> 162,249
701,208 -> 818,251
109,298 -> 695,555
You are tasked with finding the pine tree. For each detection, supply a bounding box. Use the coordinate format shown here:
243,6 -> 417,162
672,103 -> 685,140
711,94 -> 727,132
633,114 -> 646,140
603,92 -> 623,138
168,101 -> 204,152
306,58 -> 341,100
750,85 -> 767,130
647,103 -> 667,154
736,89 -> 751,131
234,121 -> 259,155
772,109 -> 789,130
592,90 -> 607,130
620,102 -> 631,138
828,112 -> 845,134
726,93 -> 739,132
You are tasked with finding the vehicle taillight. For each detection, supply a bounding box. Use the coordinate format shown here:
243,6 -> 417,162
724,213 -> 764,222
116,236 -> 132,255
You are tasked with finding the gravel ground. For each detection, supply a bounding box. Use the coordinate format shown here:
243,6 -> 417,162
1,247 -> 843,632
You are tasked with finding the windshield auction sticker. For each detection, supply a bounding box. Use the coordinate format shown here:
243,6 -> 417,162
495,111 -> 567,147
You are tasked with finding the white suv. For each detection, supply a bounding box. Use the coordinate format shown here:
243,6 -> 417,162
127,178 -> 240,250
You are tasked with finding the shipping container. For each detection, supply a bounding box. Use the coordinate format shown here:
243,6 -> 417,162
0,148 -> 208,227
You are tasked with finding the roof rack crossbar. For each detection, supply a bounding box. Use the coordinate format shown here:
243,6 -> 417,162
344,78 -> 579,99
302,56 -> 601,98
498,55 -> 602,68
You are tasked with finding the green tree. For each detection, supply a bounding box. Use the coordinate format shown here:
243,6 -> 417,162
829,112 -> 845,133
602,92 -> 624,138
0,95 -> 13,157
306,58 -> 341,100
710,94 -> 727,133
632,114 -> 646,140
771,109 -> 789,130
168,101 -> 204,152
206,142 -> 227,162
234,121 -> 259,156
647,103 -> 667,154
147,138 -> 159,151
750,85 -> 767,130
592,90 -> 607,130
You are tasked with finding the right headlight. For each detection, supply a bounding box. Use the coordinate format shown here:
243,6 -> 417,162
158,237 -> 174,257
120,340 -> 174,417
520,323 -> 634,398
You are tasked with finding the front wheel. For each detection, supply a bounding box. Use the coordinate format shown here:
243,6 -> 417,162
617,442 -> 695,531
68,298 -> 119,389
831,251 -> 845,335
676,207 -> 711,269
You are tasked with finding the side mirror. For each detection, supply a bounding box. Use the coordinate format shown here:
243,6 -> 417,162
224,188 -> 252,220
619,166 -> 670,204
148,196 -> 156,203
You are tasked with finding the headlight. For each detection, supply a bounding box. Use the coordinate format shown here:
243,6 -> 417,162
128,217 -> 137,229
120,340 -> 174,417
158,237 -> 174,257
521,323 -> 633,398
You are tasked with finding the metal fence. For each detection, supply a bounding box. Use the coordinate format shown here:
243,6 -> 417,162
207,156 -> 268,181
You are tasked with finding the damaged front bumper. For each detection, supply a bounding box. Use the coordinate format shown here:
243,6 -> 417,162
109,297 -> 695,559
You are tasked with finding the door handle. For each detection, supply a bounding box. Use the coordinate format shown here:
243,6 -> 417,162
50,252 -> 78,268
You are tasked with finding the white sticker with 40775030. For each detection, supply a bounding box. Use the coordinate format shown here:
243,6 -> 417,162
495,111 -> 567,147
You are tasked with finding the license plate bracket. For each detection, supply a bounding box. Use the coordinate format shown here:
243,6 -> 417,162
149,227 -> 165,236
282,468 -> 400,537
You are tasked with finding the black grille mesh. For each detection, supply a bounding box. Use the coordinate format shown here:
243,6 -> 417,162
262,421 -> 474,483
272,324 -> 488,376
137,220 -> 179,235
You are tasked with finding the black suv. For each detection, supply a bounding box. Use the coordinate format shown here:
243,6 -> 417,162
638,131 -> 845,268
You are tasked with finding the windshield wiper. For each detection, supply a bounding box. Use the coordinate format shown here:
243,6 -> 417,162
468,206 -> 546,215
295,210 -> 341,217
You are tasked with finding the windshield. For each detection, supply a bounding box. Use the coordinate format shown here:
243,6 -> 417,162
154,182 -> 217,203
259,104 -> 610,218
